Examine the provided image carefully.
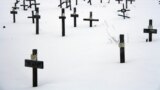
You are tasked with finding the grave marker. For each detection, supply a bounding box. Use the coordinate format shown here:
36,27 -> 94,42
20,0 -> 28,11
83,12 -> 99,27
59,8 -> 66,37
118,4 -> 130,19
70,7 -> 79,27
10,9 -> 18,23
28,11 -> 35,23
144,19 -> 157,42
25,49 -> 44,87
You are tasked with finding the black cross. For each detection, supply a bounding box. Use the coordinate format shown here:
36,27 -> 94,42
25,49 -> 44,87
28,11 -> 35,23
20,0 -> 28,11
115,0 -> 123,4
144,19 -> 157,42
10,9 -> 18,23
70,7 -> 79,27
59,8 -> 66,37
118,4 -> 130,19
119,34 -> 125,63
83,12 -> 99,27
33,12 -> 41,35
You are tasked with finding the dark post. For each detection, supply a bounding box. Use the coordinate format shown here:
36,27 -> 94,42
90,12 -> 92,27
149,19 -> 152,41
32,49 -> 37,87
35,7 -> 39,13
119,34 -> 125,63
70,7 -> 79,27
35,14 -> 40,35
101,0 -> 102,3
59,8 -> 66,37
126,0 -> 128,8
69,0 -> 72,10
10,9 -> 18,23
76,0 -> 78,5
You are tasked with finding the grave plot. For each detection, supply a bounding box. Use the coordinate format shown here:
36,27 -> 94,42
0,0 -> 160,90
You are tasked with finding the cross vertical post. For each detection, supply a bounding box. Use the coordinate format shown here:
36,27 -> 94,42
10,9 -> 18,23
28,11 -> 35,23
71,7 -> 79,27
76,0 -> 78,5
59,8 -> 66,37
119,34 -> 125,63
32,49 -> 38,87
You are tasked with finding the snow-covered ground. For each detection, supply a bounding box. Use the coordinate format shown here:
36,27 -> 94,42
0,0 -> 160,90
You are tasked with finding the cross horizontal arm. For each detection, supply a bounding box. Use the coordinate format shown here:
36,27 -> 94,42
144,29 -> 157,33
83,18 -> 99,21
25,59 -> 44,69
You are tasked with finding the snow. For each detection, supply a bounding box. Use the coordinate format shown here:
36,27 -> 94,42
0,0 -> 160,90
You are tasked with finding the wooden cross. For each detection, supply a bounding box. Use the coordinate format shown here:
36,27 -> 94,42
28,11 -> 35,23
118,4 -> 130,19
59,8 -> 66,37
25,49 -> 44,87
144,19 -> 157,42
119,34 -> 125,63
70,7 -> 79,27
10,9 -> 18,23
83,12 -> 99,27
115,0 -> 123,4
20,0 -> 28,11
